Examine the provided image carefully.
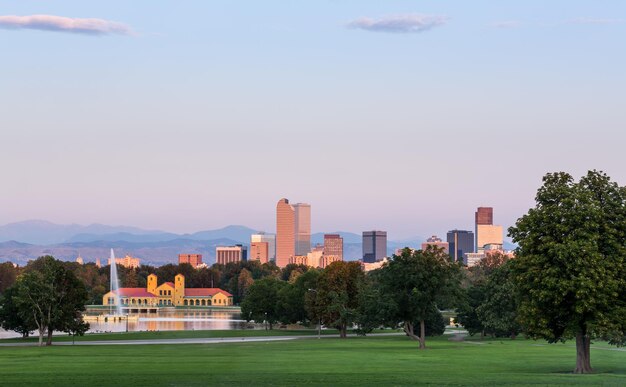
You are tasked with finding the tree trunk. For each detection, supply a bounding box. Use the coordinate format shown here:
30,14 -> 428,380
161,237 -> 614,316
269,322 -> 273,330
418,319 -> 426,350
574,330 -> 593,374
38,328 -> 45,347
480,330 -> 484,340
339,324 -> 347,338
510,333 -> 517,340
46,328 -> 53,346
403,321 -> 419,340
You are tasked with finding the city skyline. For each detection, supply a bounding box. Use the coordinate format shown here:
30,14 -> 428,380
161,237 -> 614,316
1,1 -> 625,240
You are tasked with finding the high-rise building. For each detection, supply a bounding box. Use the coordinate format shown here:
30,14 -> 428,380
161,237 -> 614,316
474,207 -> 503,252
294,203 -> 311,256
421,235 -> 449,252
276,198 -> 311,268
216,245 -> 247,265
251,232 -> 276,262
323,234 -> 343,260
447,230 -> 474,263
250,241 -> 269,264
276,198 -> 296,268
475,207 -> 493,226
363,231 -> 387,263
179,254 -> 203,267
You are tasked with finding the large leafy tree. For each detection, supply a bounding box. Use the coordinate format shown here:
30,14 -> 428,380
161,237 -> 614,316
13,256 -> 89,346
240,277 -> 285,329
277,269 -> 320,326
0,286 -> 37,337
307,261 -> 364,338
509,170 -> 626,374
476,260 -> 520,339
378,247 -> 462,349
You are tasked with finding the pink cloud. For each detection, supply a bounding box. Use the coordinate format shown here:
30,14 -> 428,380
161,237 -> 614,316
0,14 -> 132,36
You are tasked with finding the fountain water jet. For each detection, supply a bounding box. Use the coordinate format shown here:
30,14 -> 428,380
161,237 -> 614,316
109,248 -> 123,315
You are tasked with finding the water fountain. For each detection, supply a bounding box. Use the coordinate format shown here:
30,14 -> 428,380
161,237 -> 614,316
109,248 -> 123,316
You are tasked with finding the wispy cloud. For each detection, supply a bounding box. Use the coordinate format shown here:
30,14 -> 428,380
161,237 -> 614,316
0,14 -> 133,36
567,17 -> 625,25
347,14 -> 448,34
491,20 -> 522,29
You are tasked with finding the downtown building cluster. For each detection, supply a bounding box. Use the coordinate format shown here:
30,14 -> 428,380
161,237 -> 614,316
210,199 -> 511,269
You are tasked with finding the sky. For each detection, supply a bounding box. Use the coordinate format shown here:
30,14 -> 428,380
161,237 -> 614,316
1,1 -> 625,240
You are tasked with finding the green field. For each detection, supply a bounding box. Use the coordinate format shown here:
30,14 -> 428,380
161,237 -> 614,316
1,335 -> 625,386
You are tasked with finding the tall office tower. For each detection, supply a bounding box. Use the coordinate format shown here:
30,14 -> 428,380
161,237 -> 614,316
475,207 -> 503,252
446,230 -> 474,262
475,207 -> 493,225
276,198 -> 311,267
276,198 -> 296,268
362,231 -> 387,263
324,234 -> 343,260
250,241 -> 269,264
216,245 -> 248,265
421,235 -> 449,252
179,254 -> 203,267
294,203 -> 311,256
251,232 -> 276,262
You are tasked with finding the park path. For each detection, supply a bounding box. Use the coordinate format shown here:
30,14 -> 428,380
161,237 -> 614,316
0,332 -> 404,347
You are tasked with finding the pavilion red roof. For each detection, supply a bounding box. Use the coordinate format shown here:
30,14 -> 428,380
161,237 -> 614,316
184,288 -> 233,297
114,288 -> 157,298
162,282 -> 175,288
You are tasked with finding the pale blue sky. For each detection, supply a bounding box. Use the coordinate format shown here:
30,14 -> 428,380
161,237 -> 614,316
1,1 -> 625,239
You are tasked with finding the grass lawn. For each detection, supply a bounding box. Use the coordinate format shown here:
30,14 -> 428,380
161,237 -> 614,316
1,336 -> 625,386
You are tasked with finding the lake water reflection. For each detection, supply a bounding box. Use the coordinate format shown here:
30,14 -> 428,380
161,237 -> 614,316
88,309 -> 247,333
0,309 -> 249,338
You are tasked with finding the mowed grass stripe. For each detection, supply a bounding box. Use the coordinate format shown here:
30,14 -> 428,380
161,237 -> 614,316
0,336 -> 624,386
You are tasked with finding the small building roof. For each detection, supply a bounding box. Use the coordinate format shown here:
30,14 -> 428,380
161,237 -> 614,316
114,288 -> 157,298
185,288 -> 233,297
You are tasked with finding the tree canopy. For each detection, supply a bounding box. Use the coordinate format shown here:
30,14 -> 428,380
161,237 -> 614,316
509,170 -> 626,373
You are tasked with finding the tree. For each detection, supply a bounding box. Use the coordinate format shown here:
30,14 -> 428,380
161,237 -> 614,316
456,251 -> 511,338
12,256 -> 89,346
0,286 -> 37,337
0,262 -> 18,294
240,277 -> 285,329
277,269 -> 320,325
509,171 -> 626,374
476,260 -> 520,339
307,261 -> 364,338
378,247 -> 462,349
237,269 -> 254,301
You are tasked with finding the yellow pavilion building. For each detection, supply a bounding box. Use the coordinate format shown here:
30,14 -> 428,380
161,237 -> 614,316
103,273 -> 233,309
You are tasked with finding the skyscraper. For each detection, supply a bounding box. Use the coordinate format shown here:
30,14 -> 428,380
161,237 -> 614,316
446,230 -> 474,262
276,198 -> 311,268
251,232 -> 276,262
276,198 -> 295,268
475,207 -> 503,252
250,242 -> 269,264
323,234 -> 343,260
294,203 -> 311,256
362,231 -> 387,263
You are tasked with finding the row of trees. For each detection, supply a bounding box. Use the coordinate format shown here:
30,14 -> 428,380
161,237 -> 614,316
0,256 -> 89,346
242,247 -> 461,347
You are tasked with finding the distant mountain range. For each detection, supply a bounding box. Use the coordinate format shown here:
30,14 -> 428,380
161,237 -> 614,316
0,220 -> 516,266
